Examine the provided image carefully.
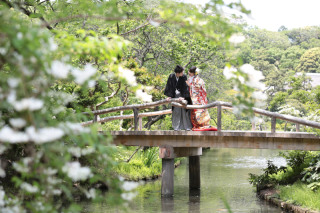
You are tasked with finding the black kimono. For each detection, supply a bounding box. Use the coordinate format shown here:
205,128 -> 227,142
164,73 -> 193,130
164,74 -> 192,104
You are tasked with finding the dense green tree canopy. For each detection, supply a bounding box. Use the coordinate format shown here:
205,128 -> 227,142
296,47 -> 320,73
285,26 -> 320,46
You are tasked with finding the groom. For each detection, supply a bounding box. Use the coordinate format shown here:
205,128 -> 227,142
164,65 -> 192,131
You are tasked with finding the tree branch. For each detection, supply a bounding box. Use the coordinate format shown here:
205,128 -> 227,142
44,15 -> 126,29
122,86 -> 129,106
144,114 -> 166,129
2,0 -> 54,30
120,15 -> 151,37
125,146 -> 142,163
96,82 -> 121,108
120,22 -> 150,36
184,56 -> 193,69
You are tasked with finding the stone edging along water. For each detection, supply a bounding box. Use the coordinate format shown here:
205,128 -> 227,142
258,188 -> 319,213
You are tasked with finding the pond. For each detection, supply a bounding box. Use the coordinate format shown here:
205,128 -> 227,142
84,148 -> 287,213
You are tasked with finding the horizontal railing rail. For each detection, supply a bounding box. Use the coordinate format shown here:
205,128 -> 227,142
82,109 -> 172,127
82,99 -> 320,133
82,98 -> 186,116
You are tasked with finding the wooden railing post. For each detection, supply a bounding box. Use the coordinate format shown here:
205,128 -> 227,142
217,105 -> 222,131
138,117 -> 142,131
296,123 -> 300,132
93,114 -> 103,131
251,119 -> 256,131
133,108 -> 139,131
271,117 -> 276,133
93,115 -> 98,123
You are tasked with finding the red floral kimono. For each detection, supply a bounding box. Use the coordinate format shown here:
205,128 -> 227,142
188,75 -> 211,129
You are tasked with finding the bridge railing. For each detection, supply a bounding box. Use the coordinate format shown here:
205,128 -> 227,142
82,99 -> 320,133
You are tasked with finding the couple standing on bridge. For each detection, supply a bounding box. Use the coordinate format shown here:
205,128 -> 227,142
164,65 -> 213,131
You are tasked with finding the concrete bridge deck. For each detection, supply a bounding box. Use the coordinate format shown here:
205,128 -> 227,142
106,130 -> 320,151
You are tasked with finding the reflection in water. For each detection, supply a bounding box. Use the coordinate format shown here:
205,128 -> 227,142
160,190 -> 201,213
188,190 -> 200,213
225,156 -> 287,169
83,149 -> 285,213
161,196 -> 174,213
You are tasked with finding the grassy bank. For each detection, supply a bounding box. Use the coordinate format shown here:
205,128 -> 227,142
112,146 -> 181,181
278,182 -> 320,210
249,151 -> 320,211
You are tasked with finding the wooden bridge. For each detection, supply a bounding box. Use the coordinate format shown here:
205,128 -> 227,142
83,99 -> 320,196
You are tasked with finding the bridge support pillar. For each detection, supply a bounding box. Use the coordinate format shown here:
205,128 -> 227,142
160,146 -> 202,196
189,156 -> 200,190
161,158 -> 174,197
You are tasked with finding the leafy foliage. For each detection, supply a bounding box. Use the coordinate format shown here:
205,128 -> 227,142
113,147 -> 162,181
296,47 -> 320,73
301,153 -> 320,191
249,151 -> 316,192
0,5 -> 125,212
249,160 -> 286,191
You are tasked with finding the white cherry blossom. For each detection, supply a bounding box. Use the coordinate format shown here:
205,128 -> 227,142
136,89 -> 152,102
13,98 -> 44,112
240,64 -> 265,90
13,162 -> 29,173
9,118 -> 26,129
81,147 -> 95,155
229,33 -> 246,44
149,20 -> 160,27
71,64 -> 96,85
122,181 -> 139,191
85,188 -> 96,199
48,38 -> 58,51
0,167 -> 5,178
52,189 -> 62,195
26,126 -> 64,144
118,66 -> 137,86
0,126 -> 29,143
61,122 -> 90,134
68,147 -> 81,158
0,189 -> 5,206
0,145 -> 6,155
50,60 -> 70,79
121,192 -> 138,201
20,183 -> 38,193
62,162 -> 92,181
7,78 -> 20,88
223,66 -> 237,80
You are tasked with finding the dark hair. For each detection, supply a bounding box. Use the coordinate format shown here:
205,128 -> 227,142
174,65 -> 184,73
189,66 -> 197,74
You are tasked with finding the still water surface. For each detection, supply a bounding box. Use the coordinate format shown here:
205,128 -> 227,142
85,148 -> 287,213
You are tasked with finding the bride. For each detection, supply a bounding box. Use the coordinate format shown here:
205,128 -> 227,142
186,66 -> 211,130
